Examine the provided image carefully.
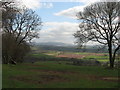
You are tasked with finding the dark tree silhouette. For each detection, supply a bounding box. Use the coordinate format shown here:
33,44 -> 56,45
2,0 -> 42,64
74,1 -> 120,68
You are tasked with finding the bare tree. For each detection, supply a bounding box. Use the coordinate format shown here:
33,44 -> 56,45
2,0 -> 42,64
74,1 -> 120,68
2,0 -> 19,25
2,8 -> 42,45
2,0 -> 42,44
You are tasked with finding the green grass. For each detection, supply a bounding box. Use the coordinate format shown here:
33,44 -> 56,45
39,79 -> 118,88
28,53 -> 53,58
75,52 -> 93,55
75,52 -> 109,62
85,55 -> 108,59
0,64 -> 2,89
2,61 -> 119,88
43,51 -> 110,62
83,55 -> 109,62
27,52 -> 120,63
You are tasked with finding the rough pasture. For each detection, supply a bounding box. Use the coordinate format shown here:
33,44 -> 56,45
3,61 -> 119,88
55,52 -> 108,59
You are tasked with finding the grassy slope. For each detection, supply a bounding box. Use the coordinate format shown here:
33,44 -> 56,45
3,61 -> 119,88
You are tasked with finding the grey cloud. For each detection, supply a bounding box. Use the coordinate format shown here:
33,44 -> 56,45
33,22 -> 79,44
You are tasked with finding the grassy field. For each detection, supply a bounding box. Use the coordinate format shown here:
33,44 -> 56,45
3,61 -> 119,88
44,51 -> 120,62
43,51 -> 108,62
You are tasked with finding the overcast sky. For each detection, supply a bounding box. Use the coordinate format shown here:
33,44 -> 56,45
19,0 -> 101,45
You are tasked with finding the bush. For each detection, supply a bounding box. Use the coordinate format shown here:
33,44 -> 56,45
2,33 -> 30,64
72,59 -> 101,66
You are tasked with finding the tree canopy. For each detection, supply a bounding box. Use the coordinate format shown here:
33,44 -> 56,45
2,0 -> 42,64
74,1 -> 120,68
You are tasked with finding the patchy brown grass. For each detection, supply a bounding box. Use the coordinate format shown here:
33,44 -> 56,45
83,75 -> 120,82
101,77 -> 120,82
19,64 -> 119,83
9,74 -> 69,85
9,71 -> 119,86
28,69 -> 78,75
10,66 -> 119,86
23,63 -> 47,67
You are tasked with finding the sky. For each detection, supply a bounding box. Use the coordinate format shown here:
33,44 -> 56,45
19,0 -> 101,45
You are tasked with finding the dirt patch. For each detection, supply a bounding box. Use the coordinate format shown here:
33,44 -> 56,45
37,75 -> 68,82
22,68 -> 119,82
10,76 -> 31,83
9,72 -> 119,86
23,63 -> 47,67
101,77 -> 119,82
9,74 -> 69,84
29,69 -> 119,82
85,75 -> 120,82
29,69 -> 78,75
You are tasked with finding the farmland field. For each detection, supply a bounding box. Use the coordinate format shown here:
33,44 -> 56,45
44,51 -> 116,62
2,52 -> 120,88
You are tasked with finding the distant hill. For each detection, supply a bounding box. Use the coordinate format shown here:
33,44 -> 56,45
33,42 -> 74,47
32,42 -> 108,53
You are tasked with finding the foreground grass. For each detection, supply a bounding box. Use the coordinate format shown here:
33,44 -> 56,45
3,61 -> 120,88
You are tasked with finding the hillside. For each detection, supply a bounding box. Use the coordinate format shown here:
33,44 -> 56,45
32,42 -> 108,53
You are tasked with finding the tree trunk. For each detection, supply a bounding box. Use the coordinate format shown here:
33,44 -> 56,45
110,59 -> 114,68
108,42 -> 114,68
